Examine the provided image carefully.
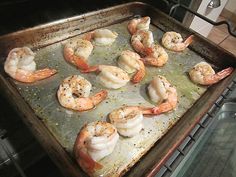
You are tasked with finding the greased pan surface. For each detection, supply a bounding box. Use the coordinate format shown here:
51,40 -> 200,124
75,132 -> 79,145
13,22 -> 206,176
0,2 -> 235,177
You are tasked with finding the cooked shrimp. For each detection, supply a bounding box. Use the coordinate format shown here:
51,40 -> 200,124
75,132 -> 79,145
57,75 -> 107,111
189,62 -> 233,85
131,30 -> 154,55
117,50 -> 145,83
109,106 -> 144,137
83,29 -> 118,46
82,65 -> 130,89
4,47 -> 56,83
64,38 -> 93,70
162,31 -> 193,52
74,121 -> 119,174
128,16 -> 151,35
148,75 -> 177,114
142,44 -> 168,67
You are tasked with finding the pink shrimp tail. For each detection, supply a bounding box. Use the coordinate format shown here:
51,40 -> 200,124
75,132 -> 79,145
33,68 -> 57,80
78,150 -> 103,173
141,56 -> 167,67
152,103 -> 173,115
145,47 -> 153,56
83,31 -> 94,41
63,48 -> 89,70
127,21 -> 137,35
139,106 -> 156,115
205,67 -> 234,85
74,131 -> 102,173
15,68 -> 57,83
216,67 -> 234,79
131,60 -> 145,83
91,90 -> 108,105
75,58 -> 89,70
184,35 -> 194,47
81,65 -> 99,73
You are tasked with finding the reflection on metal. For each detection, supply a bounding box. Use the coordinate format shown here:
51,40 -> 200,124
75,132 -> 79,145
162,0 -> 236,37
207,0 -> 221,9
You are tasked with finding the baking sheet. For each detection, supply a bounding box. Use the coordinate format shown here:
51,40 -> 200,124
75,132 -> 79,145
13,20 -> 207,176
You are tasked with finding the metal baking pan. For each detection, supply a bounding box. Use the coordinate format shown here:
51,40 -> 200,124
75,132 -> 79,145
0,2 -> 236,177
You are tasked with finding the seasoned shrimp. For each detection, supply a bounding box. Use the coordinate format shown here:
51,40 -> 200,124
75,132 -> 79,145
57,75 -> 107,111
82,65 -> 130,89
109,105 -> 170,136
148,75 -> 177,114
64,38 -> 93,70
128,16 -> 151,35
117,50 -> 145,83
162,31 -> 193,52
109,106 -> 144,137
84,29 -> 118,46
74,121 -> 119,174
4,47 -> 56,83
131,30 -> 154,55
189,62 -> 233,85
142,44 -> 168,67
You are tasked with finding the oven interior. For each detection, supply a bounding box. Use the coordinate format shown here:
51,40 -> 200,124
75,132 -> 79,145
0,0 -> 235,177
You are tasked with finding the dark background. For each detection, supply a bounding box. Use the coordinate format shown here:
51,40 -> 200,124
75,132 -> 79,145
0,0 -> 172,35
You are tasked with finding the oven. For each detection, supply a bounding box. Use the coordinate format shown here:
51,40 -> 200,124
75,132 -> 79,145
0,1 -> 235,177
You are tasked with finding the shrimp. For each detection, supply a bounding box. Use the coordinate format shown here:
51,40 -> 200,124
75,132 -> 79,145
82,65 -> 130,89
189,62 -> 233,85
142,44 -> 168,67
74,121 -> 119,174
162,31 -> 193,52
127,16 -> 151,35
64,38 -> 93,70
57,75 -> 107,111
83,29 -> 118,46
117,50 -> 145,83
4,47 -> 56,83
148,75 -> 177,114
109,106 -> 144,137
131,30 -> 154,55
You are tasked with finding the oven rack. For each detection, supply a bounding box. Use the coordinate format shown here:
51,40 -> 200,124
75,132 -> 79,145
160,0 -> 236,37
154,79 -> 236,177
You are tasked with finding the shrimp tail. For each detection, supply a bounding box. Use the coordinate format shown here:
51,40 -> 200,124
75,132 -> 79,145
184,35 -> 194,48
132,40 -> 147,55
78,149 -> 103,173
91,90 -> 108,106
138,106 -> 155,115
204,67 -> 234,85
74,131 -> 103,173
81,65 -> 99,73
75,57 -> 90,70
141,56 -> 167,67
145,47 -> 153,56
15,68 -> 57,83
127,21 -> 137,35
131,60 -> 145,83
64,48 -> 89,70
216,67 -> 234,79
152,98 -> 177,114
33,68 -> 57,80
83,31 -> 94,41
